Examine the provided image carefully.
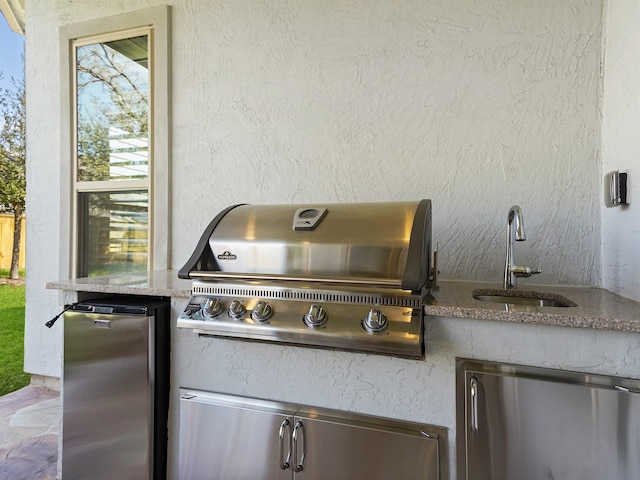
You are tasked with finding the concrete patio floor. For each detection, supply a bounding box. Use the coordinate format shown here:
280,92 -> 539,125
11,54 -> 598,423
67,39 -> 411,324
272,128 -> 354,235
0,385 -> 59,479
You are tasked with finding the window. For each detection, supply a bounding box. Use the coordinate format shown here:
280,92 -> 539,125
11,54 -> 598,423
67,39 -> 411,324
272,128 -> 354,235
61,7 -> 169,277
74,30 -> 150,276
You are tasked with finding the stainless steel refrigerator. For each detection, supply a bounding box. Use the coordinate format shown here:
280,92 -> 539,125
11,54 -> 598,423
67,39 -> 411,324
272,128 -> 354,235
63,296 -> 170,480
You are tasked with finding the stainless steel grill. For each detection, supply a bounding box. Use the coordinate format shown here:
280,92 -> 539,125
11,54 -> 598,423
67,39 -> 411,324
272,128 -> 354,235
177,200 -> 433,357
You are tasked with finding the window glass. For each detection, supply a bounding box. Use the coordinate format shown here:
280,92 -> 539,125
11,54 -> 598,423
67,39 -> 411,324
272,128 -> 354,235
76,35 -> 149,182
73,30 -> 151,277
79,190 -> 148,276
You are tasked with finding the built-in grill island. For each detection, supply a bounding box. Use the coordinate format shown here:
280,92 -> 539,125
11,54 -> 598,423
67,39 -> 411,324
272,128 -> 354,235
176,200 -> 447,480
178,200 -> 433,358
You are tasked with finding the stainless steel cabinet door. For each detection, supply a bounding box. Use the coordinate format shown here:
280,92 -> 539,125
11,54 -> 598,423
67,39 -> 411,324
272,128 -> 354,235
63,311 -> 152,480
179,394 -> 292,480
293,412 -> 441,480
459,363 -> 640,480
180,390 -> 446,480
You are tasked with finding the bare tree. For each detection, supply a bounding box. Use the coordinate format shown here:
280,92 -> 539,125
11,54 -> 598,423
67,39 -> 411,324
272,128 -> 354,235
0,76 -> 26,280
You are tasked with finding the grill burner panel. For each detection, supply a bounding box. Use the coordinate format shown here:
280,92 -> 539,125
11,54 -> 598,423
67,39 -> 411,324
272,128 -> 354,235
178,291 -> 423,357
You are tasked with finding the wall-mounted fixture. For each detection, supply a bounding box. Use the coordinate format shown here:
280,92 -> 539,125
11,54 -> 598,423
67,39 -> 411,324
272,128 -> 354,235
605,170 -> 628,207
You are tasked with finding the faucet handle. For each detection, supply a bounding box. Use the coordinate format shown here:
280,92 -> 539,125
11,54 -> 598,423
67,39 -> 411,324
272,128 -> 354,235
512,266 -> 541,278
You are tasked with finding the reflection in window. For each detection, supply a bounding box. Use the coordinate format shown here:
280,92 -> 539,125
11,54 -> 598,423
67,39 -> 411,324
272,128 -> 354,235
79,191 -> 148,276
74,30 -> 151,277
76,35 -> 149,182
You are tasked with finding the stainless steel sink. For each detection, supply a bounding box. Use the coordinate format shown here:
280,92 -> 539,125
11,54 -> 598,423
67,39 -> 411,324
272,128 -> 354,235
472,289 -> 577,308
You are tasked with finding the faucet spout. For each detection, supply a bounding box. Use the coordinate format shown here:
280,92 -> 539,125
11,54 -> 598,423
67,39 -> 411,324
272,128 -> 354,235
508,205 -> 526,242
504,205 -> 540,289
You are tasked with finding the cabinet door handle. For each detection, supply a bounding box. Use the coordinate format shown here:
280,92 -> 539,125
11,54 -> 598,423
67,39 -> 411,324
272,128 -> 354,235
278,418 -> 291,470
293,420 -> 306,472
470,376 -> 479,434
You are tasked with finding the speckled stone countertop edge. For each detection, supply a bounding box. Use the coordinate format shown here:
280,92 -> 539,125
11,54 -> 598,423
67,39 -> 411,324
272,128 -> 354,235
424,305 -> 640,333
424,280 -> 640,334
45,270 -> 192,298
45,273 -> 640,334
45,281 -> 192,298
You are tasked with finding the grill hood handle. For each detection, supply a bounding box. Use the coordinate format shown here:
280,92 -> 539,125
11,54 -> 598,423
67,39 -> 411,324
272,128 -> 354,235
178,204 -> 247,279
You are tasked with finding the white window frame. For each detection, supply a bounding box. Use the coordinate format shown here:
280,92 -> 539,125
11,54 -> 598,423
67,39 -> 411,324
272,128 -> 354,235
59,6 -> 170,278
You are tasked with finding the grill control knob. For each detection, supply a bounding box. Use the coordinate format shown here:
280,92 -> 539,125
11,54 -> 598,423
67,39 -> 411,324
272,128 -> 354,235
251,301 -> 273,323
304,304 -> 327,327
228,300 -> 246,319
362,308 -> 388,333
202,298 -> 224,319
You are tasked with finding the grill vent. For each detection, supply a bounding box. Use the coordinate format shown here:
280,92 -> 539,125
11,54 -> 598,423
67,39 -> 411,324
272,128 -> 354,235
192,283 -> 421,307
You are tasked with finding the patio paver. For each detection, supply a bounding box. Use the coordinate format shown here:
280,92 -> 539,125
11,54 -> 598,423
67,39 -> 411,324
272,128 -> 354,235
0,385 -> 59,479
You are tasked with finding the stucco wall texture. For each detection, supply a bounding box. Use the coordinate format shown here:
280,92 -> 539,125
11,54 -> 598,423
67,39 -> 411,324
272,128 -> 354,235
602,0 -> 640,301
27,0 -> 634,382
170,0 -> 603,288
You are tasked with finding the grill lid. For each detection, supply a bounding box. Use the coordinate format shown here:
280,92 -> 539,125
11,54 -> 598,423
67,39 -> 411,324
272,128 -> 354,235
179,200 -> 432,292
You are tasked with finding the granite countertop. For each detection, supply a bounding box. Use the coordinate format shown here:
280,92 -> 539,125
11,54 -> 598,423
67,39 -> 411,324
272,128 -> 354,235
426,280 -> 640,333
46,271 -> 640,334
45,270 -> 192,298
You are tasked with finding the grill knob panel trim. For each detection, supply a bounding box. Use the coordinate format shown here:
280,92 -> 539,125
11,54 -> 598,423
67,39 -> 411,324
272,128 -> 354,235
304,304 -> 327,327
177,290 -> 425,358
362,308 -> 388,333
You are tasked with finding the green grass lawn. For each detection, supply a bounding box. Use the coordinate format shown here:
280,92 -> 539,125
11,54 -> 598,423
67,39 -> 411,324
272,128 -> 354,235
0,273 -> 30,396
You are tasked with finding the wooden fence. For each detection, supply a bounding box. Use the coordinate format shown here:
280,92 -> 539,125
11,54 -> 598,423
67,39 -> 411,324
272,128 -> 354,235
0,213 -> 26,270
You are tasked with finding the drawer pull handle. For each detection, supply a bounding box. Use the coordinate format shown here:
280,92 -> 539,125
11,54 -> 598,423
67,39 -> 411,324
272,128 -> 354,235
278,418 -> 291,470
293,421 -> 306,472
470,376 -> 479,434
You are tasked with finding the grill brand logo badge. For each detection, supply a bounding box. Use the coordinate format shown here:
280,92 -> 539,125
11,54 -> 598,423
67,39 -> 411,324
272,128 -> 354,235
94,319 -> 111,329
217,250 -> 237,260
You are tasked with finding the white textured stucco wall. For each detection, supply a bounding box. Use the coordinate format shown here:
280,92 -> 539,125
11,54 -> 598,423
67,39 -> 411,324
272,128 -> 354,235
171,0 -> 603,287
26,2 -> 605,373
601,0 -> 640,302
24,0 -> 65,377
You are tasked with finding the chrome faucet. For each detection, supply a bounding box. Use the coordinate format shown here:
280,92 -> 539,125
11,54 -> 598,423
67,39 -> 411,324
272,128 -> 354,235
504,205 -> 540,289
